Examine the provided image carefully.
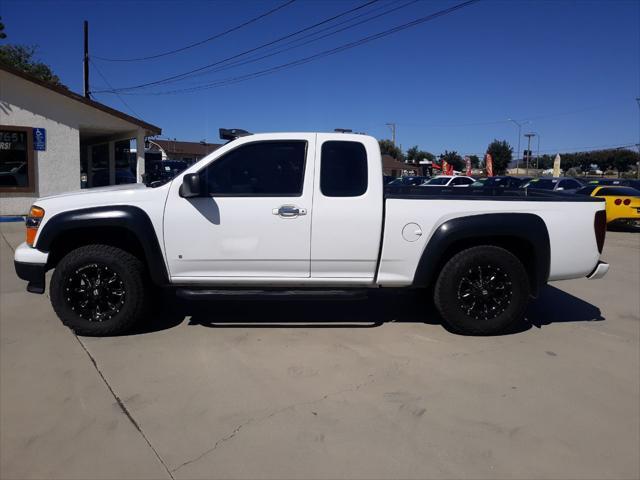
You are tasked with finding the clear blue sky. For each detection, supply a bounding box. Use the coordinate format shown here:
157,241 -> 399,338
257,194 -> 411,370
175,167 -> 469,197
2,0 -> 639,157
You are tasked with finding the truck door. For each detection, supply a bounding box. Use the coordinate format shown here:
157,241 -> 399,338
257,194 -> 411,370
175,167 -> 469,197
163,135 -> 315,279
310,135 -> 383,280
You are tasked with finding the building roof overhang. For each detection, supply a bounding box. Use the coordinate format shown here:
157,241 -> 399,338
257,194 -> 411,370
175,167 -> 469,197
0,62 -> 161,136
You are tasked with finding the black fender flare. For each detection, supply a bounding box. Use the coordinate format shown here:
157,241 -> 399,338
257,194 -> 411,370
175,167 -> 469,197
36,205 -> 169,285
413,213 -> 550,296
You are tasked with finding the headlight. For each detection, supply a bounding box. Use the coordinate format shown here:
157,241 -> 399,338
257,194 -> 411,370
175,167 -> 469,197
26,206 -> 45,247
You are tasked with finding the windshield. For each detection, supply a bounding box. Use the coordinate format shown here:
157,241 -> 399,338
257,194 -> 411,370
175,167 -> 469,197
425,177 -> 450,185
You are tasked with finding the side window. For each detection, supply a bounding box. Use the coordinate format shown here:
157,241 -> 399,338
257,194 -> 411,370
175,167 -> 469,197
559,179 -> 578,189
451,177 -> 473,186
203,141 -> 306,196
320,141 -> 368,197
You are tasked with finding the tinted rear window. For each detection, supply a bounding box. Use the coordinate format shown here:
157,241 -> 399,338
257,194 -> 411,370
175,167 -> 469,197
320,141 -> 368,197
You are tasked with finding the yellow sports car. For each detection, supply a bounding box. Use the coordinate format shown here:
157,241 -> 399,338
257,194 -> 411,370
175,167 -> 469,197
578,185 -> 640,229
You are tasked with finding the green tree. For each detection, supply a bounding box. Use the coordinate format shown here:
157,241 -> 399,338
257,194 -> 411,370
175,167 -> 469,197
468,154 -> 480,168
566,167 -> 580,177
406,145 -> 435,164
611,149 -> 638,175
0,17 -> 6,40
0,44 -> 63,86
486,139 -> 513,175
439,150 -> 464,171
379,139 -> 403,160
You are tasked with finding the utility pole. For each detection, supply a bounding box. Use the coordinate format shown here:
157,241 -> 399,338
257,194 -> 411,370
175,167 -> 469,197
83,20 -> 90,99
385,123 -> 396,146
509,119 -> 529,174
524,133 -> 535,176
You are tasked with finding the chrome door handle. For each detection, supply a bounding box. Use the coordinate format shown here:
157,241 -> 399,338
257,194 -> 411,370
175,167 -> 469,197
272,205 -> 307,217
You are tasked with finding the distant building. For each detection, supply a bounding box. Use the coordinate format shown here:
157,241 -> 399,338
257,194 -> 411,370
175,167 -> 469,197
148,139 -> 222,165
383,154 -> 416,177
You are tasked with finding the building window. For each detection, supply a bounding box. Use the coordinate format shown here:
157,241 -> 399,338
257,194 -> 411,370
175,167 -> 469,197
0,126 -> 35,193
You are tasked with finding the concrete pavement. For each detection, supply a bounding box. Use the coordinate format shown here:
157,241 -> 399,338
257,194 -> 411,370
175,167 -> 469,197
1,222 -> 638,479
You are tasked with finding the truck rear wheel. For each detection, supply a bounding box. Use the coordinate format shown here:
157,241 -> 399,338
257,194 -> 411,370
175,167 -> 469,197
50,245 -> 148,336
434,245 -> 530,335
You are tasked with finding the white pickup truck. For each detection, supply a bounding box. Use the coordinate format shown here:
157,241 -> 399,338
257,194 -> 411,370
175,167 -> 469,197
14,129 -> 609,336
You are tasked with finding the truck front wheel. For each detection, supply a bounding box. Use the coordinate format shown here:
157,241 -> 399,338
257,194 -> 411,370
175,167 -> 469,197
50,245 -> 148,336
434,245 -> 530,335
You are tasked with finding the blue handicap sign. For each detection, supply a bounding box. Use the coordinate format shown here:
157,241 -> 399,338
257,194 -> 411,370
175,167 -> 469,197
33,128 -> 46,151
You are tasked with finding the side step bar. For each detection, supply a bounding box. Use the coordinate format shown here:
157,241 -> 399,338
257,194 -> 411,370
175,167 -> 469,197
176,289 -> 368,301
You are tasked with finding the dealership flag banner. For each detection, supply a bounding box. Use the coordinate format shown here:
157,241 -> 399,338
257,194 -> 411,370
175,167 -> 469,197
465,156 -> 472,176
553,154 -> 562,177
485,153 -> 494,177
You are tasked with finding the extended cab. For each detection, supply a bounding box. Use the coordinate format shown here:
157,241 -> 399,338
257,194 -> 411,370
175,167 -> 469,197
14,130 -> 609,336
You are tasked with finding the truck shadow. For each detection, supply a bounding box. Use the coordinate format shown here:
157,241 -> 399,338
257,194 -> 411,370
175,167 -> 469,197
133,285 -> 604,336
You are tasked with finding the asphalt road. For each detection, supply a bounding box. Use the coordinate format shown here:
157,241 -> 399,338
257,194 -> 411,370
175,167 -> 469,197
1,222 -> 638,480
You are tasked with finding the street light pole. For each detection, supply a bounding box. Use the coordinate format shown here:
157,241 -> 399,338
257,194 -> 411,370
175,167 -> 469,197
532,132 -> 541,170
385,123 -> 397,146
524,133 -> 535,176
509,119 -> 529,174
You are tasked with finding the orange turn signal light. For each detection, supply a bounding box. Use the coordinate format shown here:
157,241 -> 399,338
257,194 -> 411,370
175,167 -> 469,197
26,206 -> 45,246
26,227 -> 38,246
29,206 -> 45,218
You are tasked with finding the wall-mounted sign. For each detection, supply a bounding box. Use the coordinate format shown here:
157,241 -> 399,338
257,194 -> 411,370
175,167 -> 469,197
33,128 -> 46,151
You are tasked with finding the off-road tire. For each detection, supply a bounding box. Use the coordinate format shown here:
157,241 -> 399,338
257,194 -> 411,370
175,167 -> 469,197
434,245 -> 530,335
50,244 -> 148,336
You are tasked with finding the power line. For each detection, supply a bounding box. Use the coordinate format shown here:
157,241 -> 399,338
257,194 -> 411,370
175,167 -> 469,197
462,142 -> 638,157
106,0 -> 481,96
93,0 -> 297,62
89,59 -> 142,118
127,0 -> 419,90
95,0 -> 380,93
120,0 -> 421,91
384,100 -> 629,130
535,142 -> 639,154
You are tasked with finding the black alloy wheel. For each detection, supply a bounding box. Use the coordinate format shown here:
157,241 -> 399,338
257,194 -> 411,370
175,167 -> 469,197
51,244 -> 148,336
456,264 -> 513,321
64,263 -> 126,322
434,245 -> 530,335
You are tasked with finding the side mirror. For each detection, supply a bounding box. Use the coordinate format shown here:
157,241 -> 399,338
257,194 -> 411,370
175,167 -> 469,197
179,173 -> 203,198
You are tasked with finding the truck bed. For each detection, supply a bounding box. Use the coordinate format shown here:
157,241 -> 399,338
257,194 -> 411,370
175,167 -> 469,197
377,186 -> 605,287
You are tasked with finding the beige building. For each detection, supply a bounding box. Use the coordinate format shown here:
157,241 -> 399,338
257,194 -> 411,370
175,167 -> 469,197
0,64 -> 161,215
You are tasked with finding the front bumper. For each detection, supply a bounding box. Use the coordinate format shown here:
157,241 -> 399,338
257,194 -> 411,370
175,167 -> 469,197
14,242 -> 49,294
14,261 -> 46,293
587,261 -> 609,280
